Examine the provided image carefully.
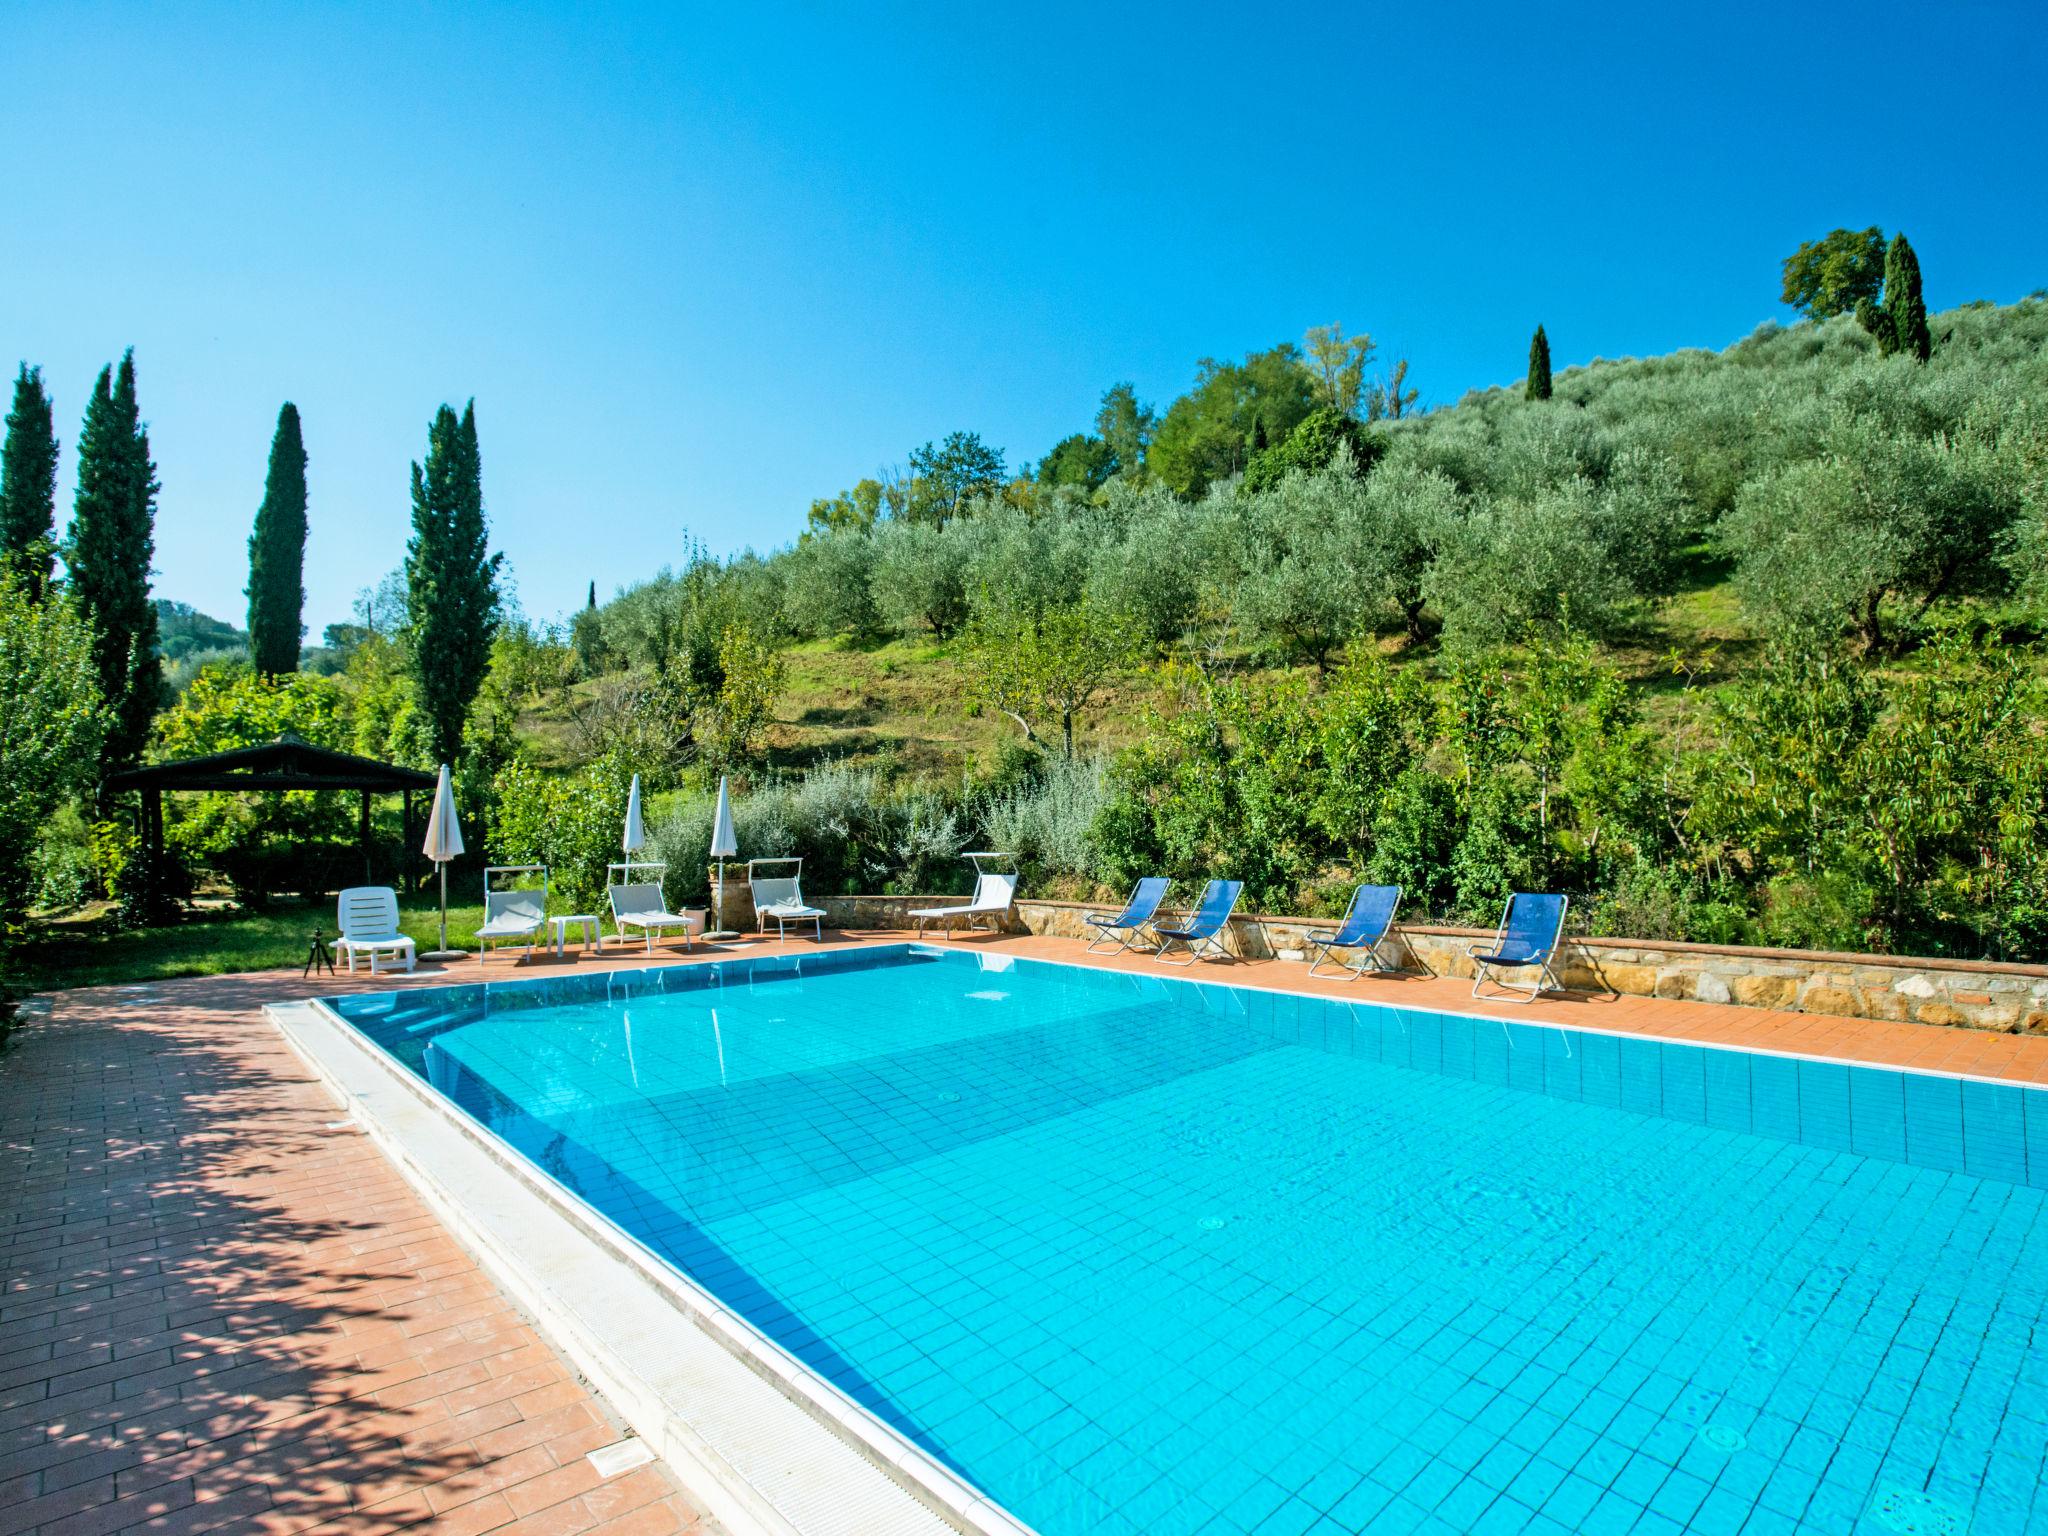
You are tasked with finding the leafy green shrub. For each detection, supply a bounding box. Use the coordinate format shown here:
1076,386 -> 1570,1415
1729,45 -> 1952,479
489,752 -> 632,913
29,805 -> 96,913
979,755 -> 1108,887
646,761 -> 971,906
1366,770 -> 1461,917
1240,407 -> 1380,493
1,580 -> 110,937
1448,778 -> 1543,922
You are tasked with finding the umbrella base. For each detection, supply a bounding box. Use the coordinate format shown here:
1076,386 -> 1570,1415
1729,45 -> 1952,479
420,950 -> 467,962
702,930 -> 746,943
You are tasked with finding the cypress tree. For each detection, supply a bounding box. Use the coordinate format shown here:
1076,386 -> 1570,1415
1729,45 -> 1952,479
405,400 -> 501,765
0,364 -> 59,600
1249,415 -> 1268,454
587,580 -> 596,610
1885,234 -> 1931,363
246,402 -> 309,676
69,350 -> 161,777
1526,325 -> 1553,400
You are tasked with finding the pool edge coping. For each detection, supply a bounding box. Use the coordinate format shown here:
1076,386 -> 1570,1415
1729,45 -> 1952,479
271,993 -> 1036,1536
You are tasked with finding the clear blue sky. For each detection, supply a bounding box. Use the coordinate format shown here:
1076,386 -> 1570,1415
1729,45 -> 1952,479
4,1 -> 2042,639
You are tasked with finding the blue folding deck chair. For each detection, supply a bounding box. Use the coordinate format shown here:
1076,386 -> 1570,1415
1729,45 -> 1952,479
1304,884 -> 1403,980
1084,876 -> 1171,954
1153,880 -> 1243,966
1469,892 -> 1569,1003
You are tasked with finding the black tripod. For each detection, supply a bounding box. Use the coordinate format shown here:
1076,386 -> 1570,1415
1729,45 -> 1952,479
303,928 -> 336,979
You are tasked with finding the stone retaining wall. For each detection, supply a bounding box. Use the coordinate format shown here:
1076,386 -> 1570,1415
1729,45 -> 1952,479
819,894 -> 2048,1036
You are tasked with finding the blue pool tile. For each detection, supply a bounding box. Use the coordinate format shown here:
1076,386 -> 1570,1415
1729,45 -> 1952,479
1703,1048 -> 1752,1132
1439,1013 -> 1475,1079
1659,1044 -> 1708,1125
1847,1067 -> 1907,1164
1472,1019 -> 1510,1085
1619,1039 -> 1662,1117
1406,1010 -> 1441,1073
1543,1030 -> 1581,1102
1796,1061 -> 1853,1150
1961,1082 -> 2028,1186
1506,1024 -> 1547,1093
1903,1072 -> 1967,1172
1579,1032 -> 1621,1108
2026,1088 -> 2048,1189
1750,1054 -> 1800,1143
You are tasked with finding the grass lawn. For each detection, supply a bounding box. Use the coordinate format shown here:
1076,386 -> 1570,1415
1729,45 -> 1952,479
4,896 -> 492,994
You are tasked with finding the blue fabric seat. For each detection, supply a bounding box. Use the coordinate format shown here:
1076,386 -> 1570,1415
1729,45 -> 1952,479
1304,884 -> 1403,979
1469,892 -> 1569,1003
1153,880 -> 1243,966
1084,877 -> 1171,954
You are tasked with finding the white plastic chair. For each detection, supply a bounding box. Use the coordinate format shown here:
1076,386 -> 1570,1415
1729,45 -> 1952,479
334,887 -> 416,975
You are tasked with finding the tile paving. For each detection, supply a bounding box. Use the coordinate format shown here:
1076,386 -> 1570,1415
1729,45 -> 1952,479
4,923 -> 2044,1534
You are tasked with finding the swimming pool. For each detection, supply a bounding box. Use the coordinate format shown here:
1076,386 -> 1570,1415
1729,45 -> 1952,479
329,945 -> 2048,1536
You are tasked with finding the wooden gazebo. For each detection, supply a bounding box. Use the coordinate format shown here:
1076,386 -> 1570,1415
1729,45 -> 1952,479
105,733 -> 440,888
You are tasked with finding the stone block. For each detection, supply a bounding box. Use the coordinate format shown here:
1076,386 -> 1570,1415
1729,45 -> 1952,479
1914,1001 -> 1966,1028
1729,973 -> 1798,1009
1798,985 -> 1865,1018
1596,962 -> 1660,997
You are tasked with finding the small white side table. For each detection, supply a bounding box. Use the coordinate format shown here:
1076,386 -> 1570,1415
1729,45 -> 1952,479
550,914 -> 604,957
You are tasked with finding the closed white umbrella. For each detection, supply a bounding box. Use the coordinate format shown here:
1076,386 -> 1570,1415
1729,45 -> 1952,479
421,763 -> 465,959
623,774 -> 646,854
706,775 -> 741,941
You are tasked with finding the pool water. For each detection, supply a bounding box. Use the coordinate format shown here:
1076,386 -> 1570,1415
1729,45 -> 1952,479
332,947 -> 2048,1536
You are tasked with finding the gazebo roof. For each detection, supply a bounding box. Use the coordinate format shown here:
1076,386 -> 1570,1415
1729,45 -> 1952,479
105,733 -> 439,794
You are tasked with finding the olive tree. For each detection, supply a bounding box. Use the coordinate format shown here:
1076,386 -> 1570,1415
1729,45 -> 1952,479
870,519 -> 971,637
1724,408 -> 2024,649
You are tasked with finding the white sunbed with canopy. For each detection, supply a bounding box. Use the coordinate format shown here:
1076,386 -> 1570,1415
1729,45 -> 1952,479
909,852 -> 1019,938
749,858 -> 828,941
606,859 -> 703,952
605,774 -> 702,952
477,864 -> 548,965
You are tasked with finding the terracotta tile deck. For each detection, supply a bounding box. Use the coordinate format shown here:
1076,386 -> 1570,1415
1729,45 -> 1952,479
0,949 -> 732,1536
6,923 -> 2045,1535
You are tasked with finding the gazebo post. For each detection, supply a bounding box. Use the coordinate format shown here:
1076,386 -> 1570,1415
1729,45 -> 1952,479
403,791 -> 416,893
359,790 -> 373,883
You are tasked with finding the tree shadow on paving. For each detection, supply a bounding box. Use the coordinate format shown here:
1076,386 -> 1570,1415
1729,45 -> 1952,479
0,975 -> 566,1533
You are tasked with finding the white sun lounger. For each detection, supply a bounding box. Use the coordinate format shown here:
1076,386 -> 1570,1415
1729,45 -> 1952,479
910,853 -> 1019,938
749,859 -> 827,941
335,886 -> 416,975
477,878 -> 547,965
608,882 -> 702,952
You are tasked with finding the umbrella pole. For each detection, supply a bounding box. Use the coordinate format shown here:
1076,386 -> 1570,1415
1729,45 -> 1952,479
423,860 -> 464,961
705,856 -> 742,943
